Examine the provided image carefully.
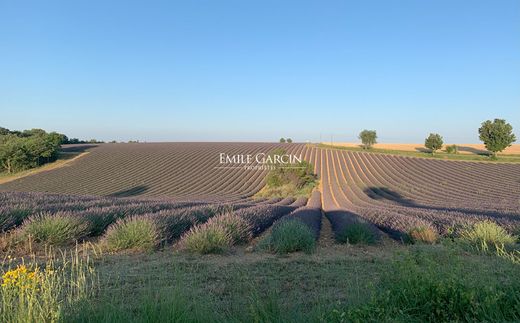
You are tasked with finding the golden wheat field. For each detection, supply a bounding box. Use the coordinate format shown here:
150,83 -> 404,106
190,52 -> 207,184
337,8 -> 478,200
326,142 -> 520,155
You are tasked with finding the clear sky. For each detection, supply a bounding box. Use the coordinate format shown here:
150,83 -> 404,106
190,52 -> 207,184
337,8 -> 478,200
1,0 -> 519,143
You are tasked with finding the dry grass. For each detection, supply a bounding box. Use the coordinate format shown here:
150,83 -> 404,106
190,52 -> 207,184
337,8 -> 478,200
327,143 -> 520,155
408,226 -> 438,244
0,152 -> 89,184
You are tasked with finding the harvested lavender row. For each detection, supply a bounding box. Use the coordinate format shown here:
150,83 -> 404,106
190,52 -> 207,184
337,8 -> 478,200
318,148 -> 520,239
143,204 -> 231,243
325,210 -> 382,241
257,197 -> 284,205
0,191 -> 207,232
306,191 -> 322,209
234,205 -> 296,236
275,197 -> 296,205
287,207 -> 322,239
290,197 -> 308,207
0,143 -> 310,199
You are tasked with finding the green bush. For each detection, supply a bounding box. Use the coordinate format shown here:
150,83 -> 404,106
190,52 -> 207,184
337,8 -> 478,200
260,219 -> 315,254
21,212 -> 90,245
103,216 -> 160,252
258,148 -> 317,198
182,224 -> 231,254
445,144 -> 458,154
336,222 -> 378,245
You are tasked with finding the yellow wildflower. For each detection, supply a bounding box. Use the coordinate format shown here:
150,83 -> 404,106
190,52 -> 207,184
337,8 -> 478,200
1,265 -> 39,290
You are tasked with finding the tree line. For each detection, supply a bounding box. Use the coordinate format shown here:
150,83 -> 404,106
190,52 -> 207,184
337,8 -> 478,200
0,127 -> 102,174
358,119 -> 516,158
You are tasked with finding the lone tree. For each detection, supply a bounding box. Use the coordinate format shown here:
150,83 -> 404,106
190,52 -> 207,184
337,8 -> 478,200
424,133 -> 444,154
359,130 -> 377,149
279,138 -> 286,143
479,119 -> 516,158
286,138 -> 293,143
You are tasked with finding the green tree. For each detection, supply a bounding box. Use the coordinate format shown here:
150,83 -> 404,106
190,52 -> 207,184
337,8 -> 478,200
21,128 -> 47,137
0,130 -> 62,173
286,138 -> 293,143
0,127 -> 10,136
424,133 -> 444,154
0,136 -> 34,173
479,119 -> 516,158
48,132 -> 69,145
359,130 -> 377,149
279,138 -> 286,143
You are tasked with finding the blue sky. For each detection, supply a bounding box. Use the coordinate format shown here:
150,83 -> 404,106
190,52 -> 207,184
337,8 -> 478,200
1,0 -> 519,143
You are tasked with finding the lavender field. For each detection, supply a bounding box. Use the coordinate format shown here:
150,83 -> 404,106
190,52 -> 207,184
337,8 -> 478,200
1,143 -> 519,248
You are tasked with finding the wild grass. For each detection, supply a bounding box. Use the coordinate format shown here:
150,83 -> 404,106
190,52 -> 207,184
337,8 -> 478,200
0,247 -> 97,322
259,219 -> 316,254
408,226 -> 438,244
103,216 -> 160,252
2,238 -> 519,322
21,212 -> 90,246
336,222 -> 379,245
330,246 -> 520,322
459,220 -> 516,247
458,220 -> 519,263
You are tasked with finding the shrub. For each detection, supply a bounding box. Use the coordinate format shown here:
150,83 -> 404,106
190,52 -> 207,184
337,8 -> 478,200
459,220 -> 516,251
21,212 -> 90,245
103,216 -> 160,252
336,222 -> 378,245
260,219 -> 315,254
408,226 -> 438,244
181,224 -> 231,254
445,144 -> 458,154
259,154 -> 317,198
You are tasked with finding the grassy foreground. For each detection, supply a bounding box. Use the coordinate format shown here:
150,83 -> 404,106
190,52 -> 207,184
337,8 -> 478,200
3,241 -> 519,322
318,143 -> 520,163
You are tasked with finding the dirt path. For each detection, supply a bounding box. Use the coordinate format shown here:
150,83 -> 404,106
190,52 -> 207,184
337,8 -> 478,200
317,211 -> 335,247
